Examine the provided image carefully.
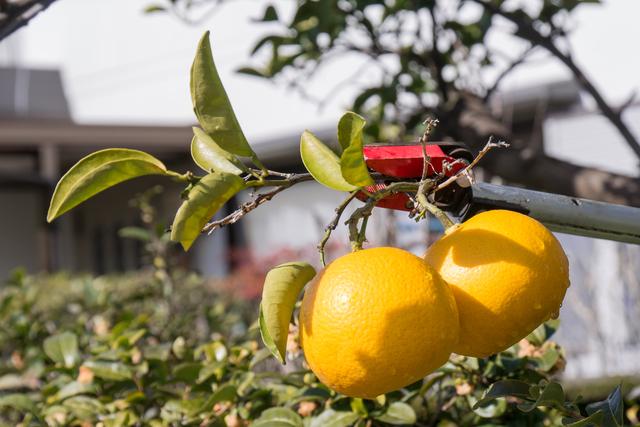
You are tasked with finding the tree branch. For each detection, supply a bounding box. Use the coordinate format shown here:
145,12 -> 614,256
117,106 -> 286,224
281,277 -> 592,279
472,0 -> 640,159
437,92 -> 640,207
0,0 -> 57,41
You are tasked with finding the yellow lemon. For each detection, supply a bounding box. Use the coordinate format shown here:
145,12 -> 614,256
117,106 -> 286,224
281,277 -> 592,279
423,210 -> 569,358
299,247 -> 459,399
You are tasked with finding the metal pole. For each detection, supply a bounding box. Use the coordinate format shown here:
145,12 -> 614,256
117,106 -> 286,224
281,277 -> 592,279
462,182 -> 640,245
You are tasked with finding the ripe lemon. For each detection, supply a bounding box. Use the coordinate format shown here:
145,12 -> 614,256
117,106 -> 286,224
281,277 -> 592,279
299,247 -> 459,399
423,210 -> 569,358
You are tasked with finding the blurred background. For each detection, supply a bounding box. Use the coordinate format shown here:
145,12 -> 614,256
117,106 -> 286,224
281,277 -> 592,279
1,0 -> 639,401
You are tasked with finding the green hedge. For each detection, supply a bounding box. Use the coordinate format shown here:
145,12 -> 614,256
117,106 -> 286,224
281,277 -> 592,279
0,268 -> 633,427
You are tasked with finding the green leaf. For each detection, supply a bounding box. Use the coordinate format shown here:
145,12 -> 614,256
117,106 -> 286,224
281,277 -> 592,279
253,407 -> 303,427
197,361 -> 226,384
144,5 -> 165,13
337,111 -> 366,153
191,31 -> 253,157
62,396 -> 106,420
527,319 -> 562,345
171,172 -> 245,250
467,395 -> 507,418
83,361 -> 133,381
309,409 -> 360,427
338,113 -> 375,188
54,381 -> 98,401
118,226 -> 152,243
191,127 -> 249,174
255,5 -> 279,22
202,384 -> 237,409
0,394 -> 42,423
290,388 -> 331,405
300,131 -> 358,192
164,398 -> 207,416
535,381 -> 566,411
350,398 -> 368,417
563,411 -> 604,427
375,401 -> 417,425
249,347 -> 273,371
204,341 -> 228,362
172,362 -> 203,383
529,346 -> 560,372
237,67 -> 265,77
43,332 -> 79,368
260,262 -> 317,363
47,149 -> 167,222
260,303 -> 281,364
473,380 -> 534,409
586,382 -> 623,427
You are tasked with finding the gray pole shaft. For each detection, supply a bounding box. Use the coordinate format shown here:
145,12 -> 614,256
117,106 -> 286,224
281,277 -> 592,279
464,183 -> 640,245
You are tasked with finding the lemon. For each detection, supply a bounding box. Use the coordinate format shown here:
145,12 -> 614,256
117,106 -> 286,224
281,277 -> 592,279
299,247 -> 459,399
423,210 -> 569,358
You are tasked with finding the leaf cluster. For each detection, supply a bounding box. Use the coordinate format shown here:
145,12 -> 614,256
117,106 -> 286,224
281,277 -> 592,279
0,268 -> 636,427
239,0 -> 600,141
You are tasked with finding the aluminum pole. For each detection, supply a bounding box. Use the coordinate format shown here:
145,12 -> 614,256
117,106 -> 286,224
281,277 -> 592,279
462,182 -> 640,245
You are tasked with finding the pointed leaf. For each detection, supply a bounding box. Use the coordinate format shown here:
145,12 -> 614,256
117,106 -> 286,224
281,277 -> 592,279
191,127 -> 249,174
467,394 -> 507,418
310,409 -> 360,427
300,131 -> 358,192
191,31 -> 253,157
47,149 -> 167,222
350,398 -> 368,417
337,111 -> 366,152
253,407 -> 302,427
586,383 -> 623,427
535,381 -> 565,411
201,384 -> 237,409
197,361 -> 226,384
259,303 -> 282,363
43,332 -> 79,368
62,396 -> 106,419
261,262 -> 316,363
54,381 -> 98,401
0,394 -> 42,422
473,380 -> 534,409
375,401 -> 417,425
237,67 -> 265,77
563,410 -> 604,427
83,361 -> 133,381
171,172 -> 245,250
338,113 -> 374,188
255,5 -> 279,22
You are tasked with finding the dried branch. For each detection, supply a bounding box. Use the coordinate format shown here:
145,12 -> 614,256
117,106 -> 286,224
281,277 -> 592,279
419,118 -> 439,181
483,46 -> 539,102
202,173 -> 314,234
317,191 -> 360,267
431,136 -> 509,194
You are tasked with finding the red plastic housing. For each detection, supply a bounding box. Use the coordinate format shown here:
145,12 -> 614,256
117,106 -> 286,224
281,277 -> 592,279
357,143 -> 466,211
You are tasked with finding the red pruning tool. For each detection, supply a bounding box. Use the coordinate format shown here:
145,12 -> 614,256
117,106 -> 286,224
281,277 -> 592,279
358,141 -> 640,245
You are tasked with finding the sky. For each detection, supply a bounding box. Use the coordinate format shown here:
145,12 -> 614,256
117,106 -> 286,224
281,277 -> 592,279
1,0 -> 639,144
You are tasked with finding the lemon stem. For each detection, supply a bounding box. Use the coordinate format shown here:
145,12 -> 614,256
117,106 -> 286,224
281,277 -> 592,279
417,193 -> 455,230
318,191 -> 360,267
251,151 -> 269,177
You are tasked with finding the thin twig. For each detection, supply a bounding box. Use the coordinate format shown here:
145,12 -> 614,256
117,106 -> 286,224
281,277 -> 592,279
419,119 -> 439,181
318,191 -> 359,267
430,136 -> 509,194
344,182 -> 422,251
202,173 -> 314,234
